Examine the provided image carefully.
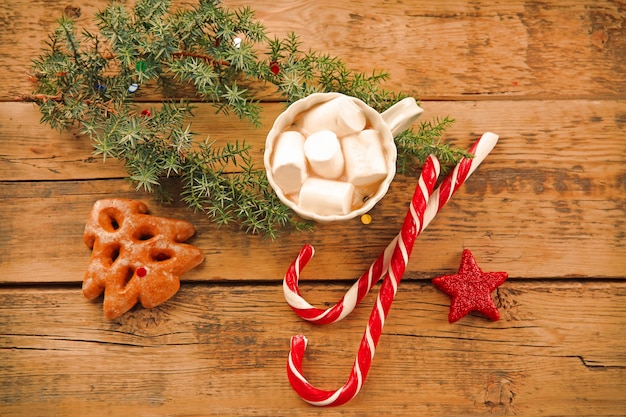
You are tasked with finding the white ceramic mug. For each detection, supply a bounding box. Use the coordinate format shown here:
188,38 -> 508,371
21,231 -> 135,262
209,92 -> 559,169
264,92 -> 423,222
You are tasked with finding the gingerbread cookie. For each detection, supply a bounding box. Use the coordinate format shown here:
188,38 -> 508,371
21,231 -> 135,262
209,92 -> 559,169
83,199 -> 204,319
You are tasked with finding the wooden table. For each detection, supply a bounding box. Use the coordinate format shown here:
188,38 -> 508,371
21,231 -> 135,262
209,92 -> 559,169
1,1 -> 625,415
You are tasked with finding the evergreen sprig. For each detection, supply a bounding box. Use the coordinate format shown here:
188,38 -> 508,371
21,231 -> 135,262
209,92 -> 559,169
25,0 -> 470,238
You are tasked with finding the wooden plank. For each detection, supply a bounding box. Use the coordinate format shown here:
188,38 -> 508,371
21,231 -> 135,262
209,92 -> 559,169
1,281 -> 624,416
1,99 -> 624,282
0,102 -> 127,180
239,0 -> 626,100
2,1 -> 624,416
3,0 -> 624,102
4,98 -> 626,180
0,173 -> 624,283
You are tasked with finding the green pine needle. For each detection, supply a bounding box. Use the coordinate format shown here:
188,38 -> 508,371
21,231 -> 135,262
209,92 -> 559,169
27,0 -> 466,238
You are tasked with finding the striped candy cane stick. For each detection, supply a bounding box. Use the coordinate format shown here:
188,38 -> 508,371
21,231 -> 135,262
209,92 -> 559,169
282,235 -> 397,324
423,131 -> 499,229
287,155 -> 440,406
283,132 -> 499,325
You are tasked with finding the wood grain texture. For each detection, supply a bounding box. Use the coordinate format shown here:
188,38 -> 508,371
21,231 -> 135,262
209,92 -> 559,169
1,172 -> 624,283
1,281 -> 625,416
1,100 -> 624,282
2,0 -> 625,101
1,0 -> 625,415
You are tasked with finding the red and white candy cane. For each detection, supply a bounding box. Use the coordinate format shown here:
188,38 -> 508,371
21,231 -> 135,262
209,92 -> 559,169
282,237 -> 396,324
283,132 -> 499,325
287,155 -> 440,406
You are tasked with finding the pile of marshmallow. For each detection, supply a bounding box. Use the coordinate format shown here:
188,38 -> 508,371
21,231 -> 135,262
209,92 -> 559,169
270,97 -> 390,216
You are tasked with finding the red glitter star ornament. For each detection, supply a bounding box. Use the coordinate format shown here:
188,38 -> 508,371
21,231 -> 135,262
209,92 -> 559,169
432,249 -> 508,323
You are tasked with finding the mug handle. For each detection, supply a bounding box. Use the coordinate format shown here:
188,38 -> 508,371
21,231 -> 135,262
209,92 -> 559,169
380,97 -> 424,137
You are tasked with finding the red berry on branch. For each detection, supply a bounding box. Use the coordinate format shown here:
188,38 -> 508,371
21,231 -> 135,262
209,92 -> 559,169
141,109 -> 151,117
270,61 -> 280,75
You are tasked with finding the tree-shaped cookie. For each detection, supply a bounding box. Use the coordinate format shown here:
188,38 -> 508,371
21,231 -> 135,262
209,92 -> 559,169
83,199 -> 204,319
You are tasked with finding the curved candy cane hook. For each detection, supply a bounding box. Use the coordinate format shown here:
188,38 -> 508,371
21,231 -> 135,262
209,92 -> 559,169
283,132 -> 500,325
282,235 -> 397,324
287,155 -> 441,406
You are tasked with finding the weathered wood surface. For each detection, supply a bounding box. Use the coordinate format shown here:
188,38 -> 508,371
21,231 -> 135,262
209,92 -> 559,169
1,0 -> 625,101
1,282 -> 625,416
1,0 -> 625,415
1,99 -> 624,282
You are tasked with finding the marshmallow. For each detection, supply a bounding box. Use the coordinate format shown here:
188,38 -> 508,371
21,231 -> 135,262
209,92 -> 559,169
342,129 -> 388,186
298,178 -> 355,216
271,131 -> 307,195
304,130 -> 345,179
299,97 -> 366,137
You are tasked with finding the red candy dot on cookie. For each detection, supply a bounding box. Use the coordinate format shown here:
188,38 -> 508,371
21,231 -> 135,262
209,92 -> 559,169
136,267 -> 147,278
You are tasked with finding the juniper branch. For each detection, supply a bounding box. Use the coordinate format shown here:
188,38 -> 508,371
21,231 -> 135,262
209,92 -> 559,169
26,0 -> 464,237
